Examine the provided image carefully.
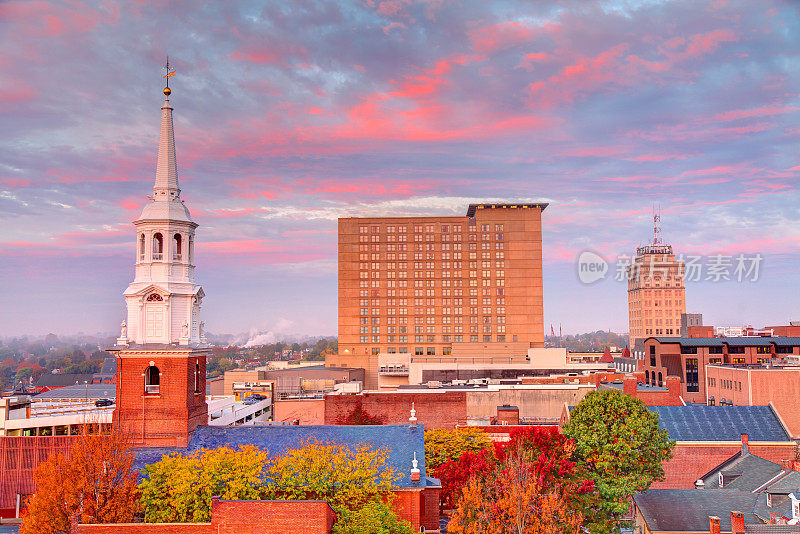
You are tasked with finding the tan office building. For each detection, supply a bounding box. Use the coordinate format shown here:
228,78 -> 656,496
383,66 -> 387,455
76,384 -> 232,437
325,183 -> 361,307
627,243 -> 685,349
328,203 -> 547,389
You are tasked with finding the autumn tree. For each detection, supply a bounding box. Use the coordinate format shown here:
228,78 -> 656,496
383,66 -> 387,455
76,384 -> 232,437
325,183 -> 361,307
434,447 -> 496,509
333,501 -> 415,534
448,428 -> 595,534
139,445 -> 268,522
335,401 -> 386,425
21,426 -> 140,534
424,427 -> 491,470
563,390 -> 675,533
266,438 -> 396,515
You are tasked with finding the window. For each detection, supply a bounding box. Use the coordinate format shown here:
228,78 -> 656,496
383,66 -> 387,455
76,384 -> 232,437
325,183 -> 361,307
173,233 -> 182,261
139,234 -> 145,261
415,347 -> 423,356
658,372 -> 663,387
426,347 -> 435,356
685,358 -> 699,393
152,233 -> 164,261
145,365 -> 160,394
194,361 -> 200,393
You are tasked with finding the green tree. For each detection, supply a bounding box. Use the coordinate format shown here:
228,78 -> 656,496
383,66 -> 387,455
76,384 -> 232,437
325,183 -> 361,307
424,427 -> 491,471
139,445 -> 268,522
563,390 -> 675,533
266,438 -> 396,515
333,501 -> 415,534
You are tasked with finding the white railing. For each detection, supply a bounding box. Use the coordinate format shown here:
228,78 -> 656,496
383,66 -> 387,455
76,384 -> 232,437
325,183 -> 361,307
152,253 -> 163,261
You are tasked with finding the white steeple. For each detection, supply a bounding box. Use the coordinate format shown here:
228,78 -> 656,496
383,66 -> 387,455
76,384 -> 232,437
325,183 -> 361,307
117,64 -> 205,347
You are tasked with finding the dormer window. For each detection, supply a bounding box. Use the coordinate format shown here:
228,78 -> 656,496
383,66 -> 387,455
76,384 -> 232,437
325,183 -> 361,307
719,473 -> 723,487
152,233 -> 164,261
145,365 -> 160,394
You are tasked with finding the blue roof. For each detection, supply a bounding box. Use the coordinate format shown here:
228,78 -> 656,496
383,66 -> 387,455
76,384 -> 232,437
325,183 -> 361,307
648,406 -> 790,442
133,424 -> 435,489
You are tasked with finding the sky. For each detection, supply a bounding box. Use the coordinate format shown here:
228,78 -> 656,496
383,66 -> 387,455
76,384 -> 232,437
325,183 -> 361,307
1,0 -> 799,341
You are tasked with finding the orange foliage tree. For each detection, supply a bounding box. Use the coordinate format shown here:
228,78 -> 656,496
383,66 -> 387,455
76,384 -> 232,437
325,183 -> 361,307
21,426 -> 140,534
448,427 -> 598,534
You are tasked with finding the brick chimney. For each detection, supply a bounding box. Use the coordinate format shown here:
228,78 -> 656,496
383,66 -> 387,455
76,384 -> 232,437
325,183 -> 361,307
496,405 -> 519,426
730,511 -> 745,534
708,516 -> 720,534
665,375 -> 681,398
623,376 -> 637,396
741,433 -> 749,454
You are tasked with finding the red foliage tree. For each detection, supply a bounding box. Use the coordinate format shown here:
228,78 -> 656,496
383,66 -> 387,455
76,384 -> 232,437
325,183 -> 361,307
335,400 -> 386,425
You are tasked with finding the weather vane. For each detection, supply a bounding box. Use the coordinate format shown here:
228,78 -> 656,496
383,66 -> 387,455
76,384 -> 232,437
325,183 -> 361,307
163,56 -> 175,97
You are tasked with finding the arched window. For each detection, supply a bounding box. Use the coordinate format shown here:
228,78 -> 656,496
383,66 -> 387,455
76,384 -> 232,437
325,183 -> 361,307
194,360 -> 200,393
173,234 -> 182,261
139,234 -> 145,261
658,372 -> 663,387
188,236 -> 193,263
645,370 -> 649,383
146,293 -> 163,302
152,233 -> 163,260
145,365 -> 160,394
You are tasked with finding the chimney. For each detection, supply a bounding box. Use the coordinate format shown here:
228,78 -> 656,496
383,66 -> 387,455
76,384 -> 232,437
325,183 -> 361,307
666,375 -> 681,398
623,376 -> 637,396
410,452 -> 420,482
695,479 -> 705,489
708,516 -> 720,534
741,434 -> 749,454
496,405 -> 519,426
730,511 -> 745,534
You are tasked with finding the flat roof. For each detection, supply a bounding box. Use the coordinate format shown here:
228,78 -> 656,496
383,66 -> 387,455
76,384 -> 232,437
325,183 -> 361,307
466,203 -> 548,217
648,336 -> 798,347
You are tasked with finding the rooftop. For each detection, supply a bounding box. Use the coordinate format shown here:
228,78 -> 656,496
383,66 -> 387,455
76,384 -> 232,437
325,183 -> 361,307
466,202 -> 548,217
33,383 -> 116,400
648,405 -> 790,442
701,450 -> 783,491
133,424 -> 436,489
634,489 -> 760,532
647,336 -> 800,347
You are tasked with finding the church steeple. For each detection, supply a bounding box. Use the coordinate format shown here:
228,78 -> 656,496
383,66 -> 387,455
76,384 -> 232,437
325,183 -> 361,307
153,59 -> 180,201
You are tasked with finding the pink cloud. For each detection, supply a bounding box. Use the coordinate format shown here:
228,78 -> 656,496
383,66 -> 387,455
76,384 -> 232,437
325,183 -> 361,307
469,20 -> 557,54
714,105 -> 800,121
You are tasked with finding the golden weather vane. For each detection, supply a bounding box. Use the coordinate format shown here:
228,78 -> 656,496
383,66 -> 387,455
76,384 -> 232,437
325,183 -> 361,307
163,56 -> 175,96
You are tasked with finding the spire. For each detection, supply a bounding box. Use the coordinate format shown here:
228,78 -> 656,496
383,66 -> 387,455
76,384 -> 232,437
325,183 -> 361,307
154,58 -> 180,201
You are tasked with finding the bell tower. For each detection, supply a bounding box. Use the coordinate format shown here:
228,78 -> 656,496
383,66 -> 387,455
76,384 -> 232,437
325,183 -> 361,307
110,62 -> 208,448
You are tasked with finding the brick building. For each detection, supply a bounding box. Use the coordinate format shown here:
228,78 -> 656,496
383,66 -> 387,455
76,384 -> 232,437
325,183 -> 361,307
330,202 -> 547,388
705,364 -> 800,438
641,337 -> 800,403
627,214 -> 686,349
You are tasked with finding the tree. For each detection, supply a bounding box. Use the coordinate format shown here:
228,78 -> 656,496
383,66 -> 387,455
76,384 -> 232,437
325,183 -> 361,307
21,427 -> 139,534
266,438 -> 396,515
563,390 -> 675,533
335,401 -> 386,425
434,447 -> 496,509
448,429 -> 594,534
424,427 -> 491,470
333,501 -> 415,534
139,445 -> 268,522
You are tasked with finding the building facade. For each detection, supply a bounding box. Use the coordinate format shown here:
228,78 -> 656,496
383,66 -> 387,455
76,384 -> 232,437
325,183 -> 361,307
627,243 -> 686,349
333,203 -> 547,388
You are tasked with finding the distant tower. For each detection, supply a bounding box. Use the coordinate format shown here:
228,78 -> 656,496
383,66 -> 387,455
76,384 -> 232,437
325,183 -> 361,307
110,62 -> 208,447
626,209 -> 686,356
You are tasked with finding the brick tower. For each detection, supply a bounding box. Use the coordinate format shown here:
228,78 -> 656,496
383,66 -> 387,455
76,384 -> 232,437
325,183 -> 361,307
110,64 -> 208,447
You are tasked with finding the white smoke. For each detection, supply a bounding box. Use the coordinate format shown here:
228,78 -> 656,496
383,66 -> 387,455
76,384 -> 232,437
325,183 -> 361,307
242,318 -> 296,347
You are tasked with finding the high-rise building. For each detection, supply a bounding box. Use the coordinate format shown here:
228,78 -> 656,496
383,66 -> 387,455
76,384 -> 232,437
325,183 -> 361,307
627,213 -> 685,349
110,74 -> 209,447
329,203 -> 547,389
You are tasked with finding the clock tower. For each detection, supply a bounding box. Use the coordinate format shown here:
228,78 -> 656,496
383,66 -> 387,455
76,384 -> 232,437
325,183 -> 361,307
110,67 -> 208,447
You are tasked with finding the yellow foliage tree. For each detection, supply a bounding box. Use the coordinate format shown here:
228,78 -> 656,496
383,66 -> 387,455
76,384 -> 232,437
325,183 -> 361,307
266,438 -> 397,515
139,445 -> 268,522
21,426 -> 140,534
424,427 -> 491,470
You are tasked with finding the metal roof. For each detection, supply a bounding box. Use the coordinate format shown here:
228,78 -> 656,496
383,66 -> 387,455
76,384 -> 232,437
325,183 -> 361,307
33,384 -> 115,400
648,405 -> 790,442
133,424 -> 435,489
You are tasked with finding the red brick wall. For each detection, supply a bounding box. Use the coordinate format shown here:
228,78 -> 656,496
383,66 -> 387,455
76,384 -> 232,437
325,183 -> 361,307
653,442 -> 796,489
324,392 -> 467,429
114,350 -> 208,447
72,523 -> 211,534
389,488 -> 440,531
71,499 -> 336,534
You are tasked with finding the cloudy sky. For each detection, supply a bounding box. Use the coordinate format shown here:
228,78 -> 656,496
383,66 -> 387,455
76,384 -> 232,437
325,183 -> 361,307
1,0 -> 799,340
